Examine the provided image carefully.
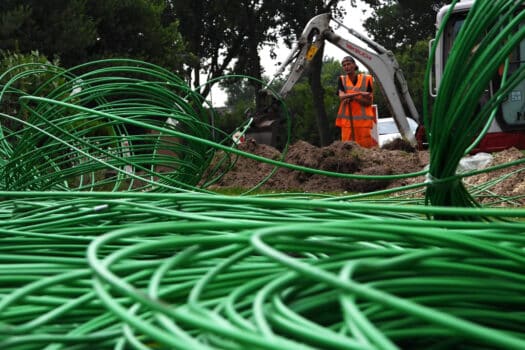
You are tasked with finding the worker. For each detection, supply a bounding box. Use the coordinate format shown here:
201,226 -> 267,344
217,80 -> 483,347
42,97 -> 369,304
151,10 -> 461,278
336,56 -> 377,147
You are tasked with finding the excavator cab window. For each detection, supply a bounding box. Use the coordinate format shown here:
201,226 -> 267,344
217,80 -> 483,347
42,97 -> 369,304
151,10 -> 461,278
498,23 -> 525,130
245,90 -> 287,150
442,10 -> 525,132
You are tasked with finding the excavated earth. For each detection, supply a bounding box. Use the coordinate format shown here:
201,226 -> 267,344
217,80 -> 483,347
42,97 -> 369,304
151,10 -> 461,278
205,138 -> 525,205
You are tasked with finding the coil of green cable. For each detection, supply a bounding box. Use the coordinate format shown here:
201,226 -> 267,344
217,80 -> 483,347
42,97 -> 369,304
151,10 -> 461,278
425,0 -> 525,213
0,192 -> 522,349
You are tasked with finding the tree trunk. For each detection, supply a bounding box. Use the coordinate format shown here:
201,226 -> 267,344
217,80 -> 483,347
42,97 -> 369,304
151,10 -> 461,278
308,46 -> 331,146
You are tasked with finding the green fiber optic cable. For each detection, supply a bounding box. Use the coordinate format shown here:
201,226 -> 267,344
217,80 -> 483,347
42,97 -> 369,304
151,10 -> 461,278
0,6 -> 524,347
425,0 -> 525,211
0,195 -> 522,348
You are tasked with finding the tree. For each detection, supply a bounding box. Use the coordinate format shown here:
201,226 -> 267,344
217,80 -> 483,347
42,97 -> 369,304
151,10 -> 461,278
0,0 -> 187,71
275,0 -> 346,146
85,0 -> 186,71
168,0 -> 282,101
0,0 -> 97,64
360,0 -> 449,51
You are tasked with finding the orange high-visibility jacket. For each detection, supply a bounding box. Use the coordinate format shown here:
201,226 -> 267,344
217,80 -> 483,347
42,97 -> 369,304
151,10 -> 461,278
336,74 -> 375,129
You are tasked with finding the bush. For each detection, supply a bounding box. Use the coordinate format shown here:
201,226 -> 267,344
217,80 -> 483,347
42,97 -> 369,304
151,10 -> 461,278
0,50 -> 64,119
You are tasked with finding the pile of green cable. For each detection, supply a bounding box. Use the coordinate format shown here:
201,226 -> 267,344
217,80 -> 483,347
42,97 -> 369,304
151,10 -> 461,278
0,1 -> 525,349
0,192 -> 524,349
0,59 -> 224,192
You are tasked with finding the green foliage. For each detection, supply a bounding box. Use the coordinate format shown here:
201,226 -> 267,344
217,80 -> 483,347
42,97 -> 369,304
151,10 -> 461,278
395,40 -> 429,117
286,80 -> 319,144
0,0 -> 187,71
361,0 -> 449,51
214,78 -> 257,136
0,50 -> 63,116
214,101 -> 254,138
85,0 -> 186,71
0,0 -> 97,66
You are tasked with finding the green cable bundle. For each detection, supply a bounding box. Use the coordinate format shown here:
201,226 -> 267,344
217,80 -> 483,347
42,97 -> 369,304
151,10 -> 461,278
425,0 -> 525,212
0,59 -> 221,192
0,2 -> 525,348
0,192 -> 524,349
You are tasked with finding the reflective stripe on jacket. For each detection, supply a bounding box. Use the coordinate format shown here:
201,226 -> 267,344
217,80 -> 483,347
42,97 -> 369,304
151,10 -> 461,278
336,74 -> 375,127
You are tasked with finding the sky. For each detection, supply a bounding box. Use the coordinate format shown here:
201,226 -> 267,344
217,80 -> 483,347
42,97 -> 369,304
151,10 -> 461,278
207,0 -> 372,107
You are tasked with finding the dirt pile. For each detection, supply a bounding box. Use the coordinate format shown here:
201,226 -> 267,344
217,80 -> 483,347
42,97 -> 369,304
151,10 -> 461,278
207,139 -> 428,193
206,139 -> 525,203
463,147 -> 525,205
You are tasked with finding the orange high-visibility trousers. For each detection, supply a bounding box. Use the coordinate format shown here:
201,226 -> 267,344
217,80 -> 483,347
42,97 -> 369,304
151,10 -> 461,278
340,125 -> 377,148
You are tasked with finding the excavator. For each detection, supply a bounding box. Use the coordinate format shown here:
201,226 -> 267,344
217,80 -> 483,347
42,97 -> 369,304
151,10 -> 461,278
245,0 -> 525,153
244,12 -> 419,149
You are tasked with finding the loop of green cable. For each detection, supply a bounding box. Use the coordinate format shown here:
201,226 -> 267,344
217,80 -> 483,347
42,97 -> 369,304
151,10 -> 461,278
0,193 -> 522,349
0,59 -> 220,192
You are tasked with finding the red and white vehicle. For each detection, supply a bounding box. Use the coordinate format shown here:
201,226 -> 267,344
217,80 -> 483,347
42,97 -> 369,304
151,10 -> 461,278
430,0 -> 525,152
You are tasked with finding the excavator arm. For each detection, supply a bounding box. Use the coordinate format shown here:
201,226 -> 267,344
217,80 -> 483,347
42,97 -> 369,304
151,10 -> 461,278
265,13 -> 419,146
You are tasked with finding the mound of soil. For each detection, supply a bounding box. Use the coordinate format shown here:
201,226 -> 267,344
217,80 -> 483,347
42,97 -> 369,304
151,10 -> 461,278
463,147 -> 525,205
206,138 -> 428,193
205,138 -> 525,204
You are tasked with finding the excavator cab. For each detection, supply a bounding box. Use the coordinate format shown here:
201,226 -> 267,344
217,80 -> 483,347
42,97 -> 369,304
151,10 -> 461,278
244,89 -> 287,149
430,1 -> 525,152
